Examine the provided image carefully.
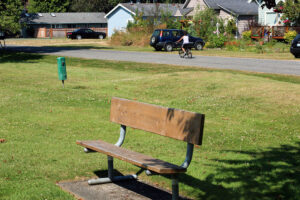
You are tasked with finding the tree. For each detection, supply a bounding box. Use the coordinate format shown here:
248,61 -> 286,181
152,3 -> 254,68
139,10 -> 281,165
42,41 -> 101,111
69,0 -> 185,13
27,0 -> 70,13
0,0 -> 23,34
70,0 -> 108,12
260,0 -> 298,9
282,0 -> 300,26
260,0 -> 276,9
193,8 -> 224,40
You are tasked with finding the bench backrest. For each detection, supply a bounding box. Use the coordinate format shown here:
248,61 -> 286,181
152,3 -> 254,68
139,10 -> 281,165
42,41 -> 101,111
110,97 -> 205,145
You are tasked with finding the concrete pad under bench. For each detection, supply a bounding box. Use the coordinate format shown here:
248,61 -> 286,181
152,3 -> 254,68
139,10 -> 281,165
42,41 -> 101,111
57,179 -> 190,200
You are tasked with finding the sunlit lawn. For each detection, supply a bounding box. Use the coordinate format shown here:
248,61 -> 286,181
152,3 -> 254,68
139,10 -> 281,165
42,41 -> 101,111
0,52 -> 299,199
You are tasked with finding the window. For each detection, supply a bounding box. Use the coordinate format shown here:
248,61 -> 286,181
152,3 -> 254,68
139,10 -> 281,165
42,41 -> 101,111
86,29 -> 93,33
172,30 -> 182,37
265,12 -> 281,25
162,31 -> 170,37
153,30 -> 160,37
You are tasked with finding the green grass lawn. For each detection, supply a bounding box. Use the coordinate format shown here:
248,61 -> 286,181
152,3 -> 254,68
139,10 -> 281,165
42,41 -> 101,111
0,52 -> 299,200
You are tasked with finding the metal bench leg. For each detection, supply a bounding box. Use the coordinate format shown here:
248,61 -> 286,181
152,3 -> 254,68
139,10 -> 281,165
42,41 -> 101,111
88,156 -> 137,185
108,156 -> 114,179
172,174 -> 179,200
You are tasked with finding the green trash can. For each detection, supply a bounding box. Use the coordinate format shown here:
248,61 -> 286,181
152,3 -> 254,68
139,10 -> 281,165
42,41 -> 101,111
57,57 -> 67,80
57,57 -> 67,87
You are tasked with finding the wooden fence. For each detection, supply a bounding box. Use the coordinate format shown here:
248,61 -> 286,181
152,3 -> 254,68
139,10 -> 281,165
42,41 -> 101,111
251,26 -> 300,40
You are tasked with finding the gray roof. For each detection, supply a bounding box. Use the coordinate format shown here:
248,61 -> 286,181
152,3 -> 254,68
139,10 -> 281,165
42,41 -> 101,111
203,0 -> 258,15
120,3 -> 192,17
22,12 -> 107,24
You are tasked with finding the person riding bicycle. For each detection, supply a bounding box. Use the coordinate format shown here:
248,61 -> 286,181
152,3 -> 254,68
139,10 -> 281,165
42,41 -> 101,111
176,31 -> 189,55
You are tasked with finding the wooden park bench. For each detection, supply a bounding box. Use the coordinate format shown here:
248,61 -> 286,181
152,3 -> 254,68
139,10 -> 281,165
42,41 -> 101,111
77,97 -> 205,200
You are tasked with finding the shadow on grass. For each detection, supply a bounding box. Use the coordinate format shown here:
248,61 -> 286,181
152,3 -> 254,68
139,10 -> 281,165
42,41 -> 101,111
5,45 -> 113,55
204,142 -> 300,200
51,45 -> 114,50
0,51 -> 45,63
92,142 -> 300,199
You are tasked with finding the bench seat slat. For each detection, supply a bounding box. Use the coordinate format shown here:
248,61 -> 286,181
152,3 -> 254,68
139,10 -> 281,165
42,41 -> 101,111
77,140 -> 187,174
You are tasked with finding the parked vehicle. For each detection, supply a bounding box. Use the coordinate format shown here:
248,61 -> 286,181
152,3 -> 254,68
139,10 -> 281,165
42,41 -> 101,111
0,31 -> 4,40
150,29 -> 205,52
67,29 -> 106,40
290,34 -> 300,58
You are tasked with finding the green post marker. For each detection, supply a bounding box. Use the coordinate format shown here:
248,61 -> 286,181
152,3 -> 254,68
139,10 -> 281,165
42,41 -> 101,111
57,57 -> 67,88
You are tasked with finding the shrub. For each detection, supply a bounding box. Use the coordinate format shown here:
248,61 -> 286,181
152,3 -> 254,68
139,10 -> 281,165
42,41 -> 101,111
110,29 -> 151,47
225,40 -> 243,51
242,30 -> 252,40
265,39 -> 278,48
281,0 -> 300,26
193,8 -> 225,41
225,19 -> 237,36
284,30 -> 297,44
208,34 -> 226,48
255,43 -> 264,54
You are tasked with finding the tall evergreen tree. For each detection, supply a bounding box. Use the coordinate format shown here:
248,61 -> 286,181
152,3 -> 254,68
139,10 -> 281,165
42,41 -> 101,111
69,0 -> 185,13
27,0 -> 70,13
69,0 -> 128,13
0,0 -> 23,34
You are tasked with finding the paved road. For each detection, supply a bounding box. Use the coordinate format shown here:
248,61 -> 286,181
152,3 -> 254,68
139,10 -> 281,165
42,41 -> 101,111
6,45 -> 300,76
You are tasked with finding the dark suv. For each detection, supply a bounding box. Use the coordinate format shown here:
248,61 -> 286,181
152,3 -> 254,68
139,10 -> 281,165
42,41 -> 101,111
290,34 -> 300,58
150,29 -> 205,51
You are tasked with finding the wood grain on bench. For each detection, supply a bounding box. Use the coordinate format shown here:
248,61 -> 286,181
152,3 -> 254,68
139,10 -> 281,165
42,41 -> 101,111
76,140 -> 187,174
110,97 -> 205,145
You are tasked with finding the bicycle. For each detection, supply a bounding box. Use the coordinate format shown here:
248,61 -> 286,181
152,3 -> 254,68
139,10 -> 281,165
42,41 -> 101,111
178,43 -> 193,59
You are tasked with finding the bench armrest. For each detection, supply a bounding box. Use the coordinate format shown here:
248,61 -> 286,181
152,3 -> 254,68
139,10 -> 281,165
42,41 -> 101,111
115,125 -> 126,147
181,143 -> 194,168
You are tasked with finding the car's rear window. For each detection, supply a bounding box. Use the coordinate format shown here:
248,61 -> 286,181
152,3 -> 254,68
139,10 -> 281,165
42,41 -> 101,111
295,34 -> 300,40
152,30 -> 160,37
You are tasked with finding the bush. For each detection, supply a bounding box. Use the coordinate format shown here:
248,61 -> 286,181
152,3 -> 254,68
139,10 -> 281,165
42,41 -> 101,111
110,28 -> 151,47
208,34 -> 226,48
225,19 -> 237,36
242,30 -> 252,40
224,40 -> 243,51
193,8 -> 225,41
284,30 -> 297,44
255,43 -> 264,54
110,9 -> 181,47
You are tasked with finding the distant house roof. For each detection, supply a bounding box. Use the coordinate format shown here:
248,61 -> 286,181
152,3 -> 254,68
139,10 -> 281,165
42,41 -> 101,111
183,0 -> 258,15
105,3 -> 193,18
22,12 -> 107,24
204,0 -> 258,15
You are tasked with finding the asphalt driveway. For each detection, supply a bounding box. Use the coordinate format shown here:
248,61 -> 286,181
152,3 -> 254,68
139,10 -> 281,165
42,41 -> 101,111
6,45 -> 300,76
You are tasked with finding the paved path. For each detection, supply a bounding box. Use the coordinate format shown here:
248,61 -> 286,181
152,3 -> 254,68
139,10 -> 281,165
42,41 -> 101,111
6,45 -> 300,76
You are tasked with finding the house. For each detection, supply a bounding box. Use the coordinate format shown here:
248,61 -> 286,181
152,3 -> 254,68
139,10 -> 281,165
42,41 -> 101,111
249,0 -> 300,40
21,12 -> 107,38
105,0 -> 258,37
105,3 -> 193,37
182,0 -> 259,36
253,0 -> 284,26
